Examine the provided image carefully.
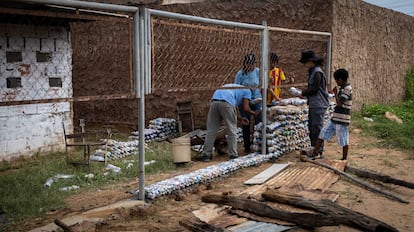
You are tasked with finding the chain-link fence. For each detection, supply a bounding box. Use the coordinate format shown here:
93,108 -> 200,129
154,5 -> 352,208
0,11 -> 134,101
269,30 -> 330,91
0,14 -> 73,103
0,8 -> 135,127
152,17 -> 261,92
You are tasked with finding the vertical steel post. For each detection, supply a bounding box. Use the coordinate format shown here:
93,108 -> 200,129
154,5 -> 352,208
133,8 -> 146,200
261,21 -> 269,156
144,8 -> 152,94
326,35 -> 332,88
139,8 -> 146,200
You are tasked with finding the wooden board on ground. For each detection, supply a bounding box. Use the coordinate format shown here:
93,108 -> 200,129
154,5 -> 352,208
191,204 -> 247,229
229,209 -> 295,226
244,164 -> 290,185
210,214 -> 248,228
192,204 -> 228,223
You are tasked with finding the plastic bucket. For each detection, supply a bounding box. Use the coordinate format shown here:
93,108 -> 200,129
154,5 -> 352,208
171,137 -> 191,163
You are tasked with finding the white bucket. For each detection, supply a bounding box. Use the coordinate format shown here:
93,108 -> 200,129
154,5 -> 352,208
172,137 -> 191,163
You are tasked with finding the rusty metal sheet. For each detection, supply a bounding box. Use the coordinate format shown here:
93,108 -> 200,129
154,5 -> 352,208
242,160 -> 346,200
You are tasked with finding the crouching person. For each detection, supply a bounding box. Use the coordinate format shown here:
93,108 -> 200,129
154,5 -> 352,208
312,69 -> 353,160
202,84 -> 261,162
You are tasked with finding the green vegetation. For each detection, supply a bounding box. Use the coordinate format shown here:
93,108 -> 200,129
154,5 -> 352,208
352,69 -> 414,154
405,68 -> 414,101
0,141 -> 177,227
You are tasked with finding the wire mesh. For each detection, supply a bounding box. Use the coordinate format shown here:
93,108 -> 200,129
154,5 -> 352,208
151,17 -> 261,92
0,12 -> 134,106
0,14 -> 73,103
268,30 -> 330,92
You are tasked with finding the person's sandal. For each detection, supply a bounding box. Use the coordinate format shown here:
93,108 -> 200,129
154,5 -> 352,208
309,151 -> 323,160
314,151 -> 324,159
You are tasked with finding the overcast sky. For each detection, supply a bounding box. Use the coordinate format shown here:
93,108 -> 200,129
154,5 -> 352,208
363,0 -> 414,16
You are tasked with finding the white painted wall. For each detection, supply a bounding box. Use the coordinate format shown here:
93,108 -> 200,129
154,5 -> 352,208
0,23 -> 73,161
0,102 -> 71,161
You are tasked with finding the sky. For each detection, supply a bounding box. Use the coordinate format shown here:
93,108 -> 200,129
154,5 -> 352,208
363,0 -> 414,16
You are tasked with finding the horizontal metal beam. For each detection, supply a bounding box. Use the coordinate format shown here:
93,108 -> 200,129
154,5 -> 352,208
17,0 -> 138,13
268,26 -> 331,37
148,9 -> 265,30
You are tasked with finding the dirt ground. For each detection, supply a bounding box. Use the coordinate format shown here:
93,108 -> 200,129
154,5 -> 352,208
24,130 -> 414,231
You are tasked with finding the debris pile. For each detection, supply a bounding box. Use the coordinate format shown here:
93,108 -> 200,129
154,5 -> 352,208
130,118 -> 177,142
93,118 -> 177,160
93,140 -> 140,160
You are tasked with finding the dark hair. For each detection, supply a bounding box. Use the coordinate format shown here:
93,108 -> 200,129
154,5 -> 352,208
243,53 -> 256,65
242,53 -> 256,73
334,69 -> 349,82
313,57 -> 324,66
270,52 -> 278,64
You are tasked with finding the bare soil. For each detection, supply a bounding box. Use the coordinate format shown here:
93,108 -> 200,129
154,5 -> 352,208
22,130 -> 414,231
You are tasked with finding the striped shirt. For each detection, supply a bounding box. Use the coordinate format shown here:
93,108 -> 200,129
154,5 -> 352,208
332,83 -> 352,125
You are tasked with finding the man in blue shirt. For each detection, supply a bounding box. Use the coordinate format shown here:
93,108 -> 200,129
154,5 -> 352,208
202,84 -> 261,162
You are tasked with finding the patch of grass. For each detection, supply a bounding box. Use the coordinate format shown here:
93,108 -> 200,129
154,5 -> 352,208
353,101 -> 413,153
352,70 -> 414,155
405,68 -> 414,101
381,159 -> 398,169
0,141 -> 177,227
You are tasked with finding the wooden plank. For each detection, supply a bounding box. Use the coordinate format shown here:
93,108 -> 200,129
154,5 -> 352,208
179,215 -> 231,232
345,165 -> 414,189
262,190 -> 398,232
229,209 -> 294,226
244,164 -> 290,185
209,214 -> 247,229
0,7 -> 129,22
201,194 -> 339,228
192,204 -> 227,223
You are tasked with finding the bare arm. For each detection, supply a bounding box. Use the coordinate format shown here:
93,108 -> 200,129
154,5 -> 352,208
267,76 -> 280,101
242,99 -> 260,116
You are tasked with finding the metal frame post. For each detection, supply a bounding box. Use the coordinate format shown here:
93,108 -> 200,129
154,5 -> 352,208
260,22 -> 269,156
139,8 -> 147,200
148,9 -> 265,30
144,8 -> 152,94
326,35 -> 333,88
19,0 -> 138,12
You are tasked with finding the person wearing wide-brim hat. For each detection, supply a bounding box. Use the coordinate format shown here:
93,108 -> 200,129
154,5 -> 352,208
299,50 -> 329,159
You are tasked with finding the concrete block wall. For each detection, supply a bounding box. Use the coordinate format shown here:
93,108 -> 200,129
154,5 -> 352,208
0,102 -> 71,161
0,23 -> 73,161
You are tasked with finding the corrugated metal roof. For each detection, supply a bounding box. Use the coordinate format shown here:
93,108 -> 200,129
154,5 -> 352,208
242,160 -> 346,199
